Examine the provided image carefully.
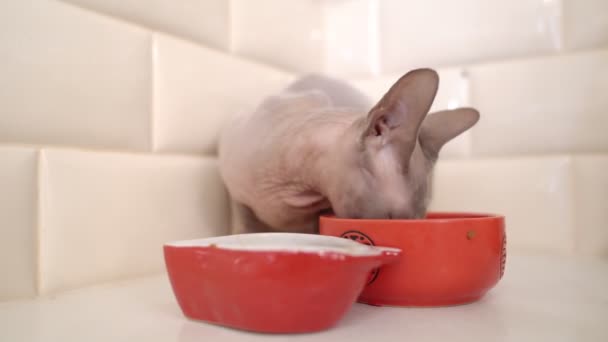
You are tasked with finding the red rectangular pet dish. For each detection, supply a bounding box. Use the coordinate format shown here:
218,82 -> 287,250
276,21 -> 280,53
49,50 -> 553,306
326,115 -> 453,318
164,233 -> 401,333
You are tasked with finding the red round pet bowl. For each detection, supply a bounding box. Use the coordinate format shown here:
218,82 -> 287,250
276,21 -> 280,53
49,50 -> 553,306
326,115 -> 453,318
319,212 -> 506,307
164,233 -> 400,333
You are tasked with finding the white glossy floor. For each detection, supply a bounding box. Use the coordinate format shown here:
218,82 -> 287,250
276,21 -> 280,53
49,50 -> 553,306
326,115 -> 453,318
1,253 -> 607,342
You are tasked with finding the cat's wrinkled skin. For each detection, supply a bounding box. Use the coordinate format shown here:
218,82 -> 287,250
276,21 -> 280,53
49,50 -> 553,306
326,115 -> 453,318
218,69 -> 479,234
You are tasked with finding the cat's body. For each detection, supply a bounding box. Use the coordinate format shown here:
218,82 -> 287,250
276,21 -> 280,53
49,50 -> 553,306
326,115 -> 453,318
219,69 -> 479,234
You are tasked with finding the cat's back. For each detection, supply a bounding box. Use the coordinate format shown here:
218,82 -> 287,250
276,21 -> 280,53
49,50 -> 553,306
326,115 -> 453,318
217,87 -> 331,200
218,74 -> 370,202
220,74 -> 371,151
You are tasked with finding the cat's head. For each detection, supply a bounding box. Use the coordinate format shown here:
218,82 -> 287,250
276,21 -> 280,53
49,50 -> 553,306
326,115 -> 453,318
327,68 -> 479,219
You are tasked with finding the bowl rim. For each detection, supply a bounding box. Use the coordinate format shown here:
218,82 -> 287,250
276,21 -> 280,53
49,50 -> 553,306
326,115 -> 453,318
164,232 -> 401,257
319,211 -> 505,224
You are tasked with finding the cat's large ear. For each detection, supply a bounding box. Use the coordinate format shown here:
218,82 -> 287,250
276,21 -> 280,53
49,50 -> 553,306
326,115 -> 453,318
419,108 -> 480,159
362,68 -> 439,165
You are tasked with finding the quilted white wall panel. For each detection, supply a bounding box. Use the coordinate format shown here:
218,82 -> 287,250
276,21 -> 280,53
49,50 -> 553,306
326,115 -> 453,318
573,155 -> 608,257
430,156 -> 575,254
469,49 -> 608,156
324,0 -> 380,77
61,0 -> 230,49
0,147 -> 38,300
379,0 -> 560,72
563,0 -> 608,50
0,0 -> 151,151
351,68 -> 473,158
231,0 -> 325,72
39,149 -> 230,294
153,33 -> 295,154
